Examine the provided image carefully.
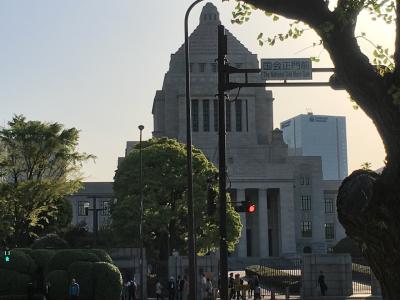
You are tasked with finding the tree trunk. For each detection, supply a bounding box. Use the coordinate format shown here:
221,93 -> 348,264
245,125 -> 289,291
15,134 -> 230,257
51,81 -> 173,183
338,162 -> 400,300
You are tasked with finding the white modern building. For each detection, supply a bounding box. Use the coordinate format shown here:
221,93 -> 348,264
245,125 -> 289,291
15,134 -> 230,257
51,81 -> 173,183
280,113 -> 348,180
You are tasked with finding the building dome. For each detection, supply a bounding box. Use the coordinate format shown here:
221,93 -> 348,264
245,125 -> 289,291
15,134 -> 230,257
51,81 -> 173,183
200,2 -> 220,25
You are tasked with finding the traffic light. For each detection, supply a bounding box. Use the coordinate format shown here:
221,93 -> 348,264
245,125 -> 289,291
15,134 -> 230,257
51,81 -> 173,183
4,249 -> 10,263
207,184 -> 217,216
235,201 -> 256,213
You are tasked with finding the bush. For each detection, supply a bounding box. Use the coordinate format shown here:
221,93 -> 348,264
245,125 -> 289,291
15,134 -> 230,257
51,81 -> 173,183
0,269 -> 31,295
31,233 -> 69,250
29,249 -> 56,272
68,261 -> 94,300
87,249 -> 113,264
45,270 -> 69,300
0,249 -> 36,275
0,296 -> 43,300
92,262 -> 122,300
47,250 -> 100,272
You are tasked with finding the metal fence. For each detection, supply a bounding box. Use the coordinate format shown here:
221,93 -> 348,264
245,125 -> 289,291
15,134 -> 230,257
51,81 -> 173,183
352,258 -> 372,294
245,258 -> 302,297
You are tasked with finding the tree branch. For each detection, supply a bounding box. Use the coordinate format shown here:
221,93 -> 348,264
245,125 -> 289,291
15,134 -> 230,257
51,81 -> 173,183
243,0 -> 333,28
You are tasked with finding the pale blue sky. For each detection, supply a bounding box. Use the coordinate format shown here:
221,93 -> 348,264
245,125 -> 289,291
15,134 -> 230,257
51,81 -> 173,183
0,1 -> 390,181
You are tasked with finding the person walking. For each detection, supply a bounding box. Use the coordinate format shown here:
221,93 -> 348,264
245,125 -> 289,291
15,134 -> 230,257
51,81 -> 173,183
127,278 -> 137,300
205,278 -> 213,300
253,282 -> 261,300
168,276 -> 176,300
228,273 -> 235,300
68,278 -> 80,300
177,276 -> 185,300
155,279 -> 163,300
318,271 -> 328,296
183,276 -> 189,300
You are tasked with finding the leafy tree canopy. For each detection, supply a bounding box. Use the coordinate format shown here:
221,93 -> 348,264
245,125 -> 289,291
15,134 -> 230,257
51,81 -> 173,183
112,137 -> 241,260
225,1 -> 400,298
0,115 -> 94,246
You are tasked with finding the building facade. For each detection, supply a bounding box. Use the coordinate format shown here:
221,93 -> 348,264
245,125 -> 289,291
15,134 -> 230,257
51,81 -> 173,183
150,3 -> 345,257
280,113 -> 348,180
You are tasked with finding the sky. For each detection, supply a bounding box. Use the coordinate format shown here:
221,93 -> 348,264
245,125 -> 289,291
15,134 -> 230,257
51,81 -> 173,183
0,0 -> 392,182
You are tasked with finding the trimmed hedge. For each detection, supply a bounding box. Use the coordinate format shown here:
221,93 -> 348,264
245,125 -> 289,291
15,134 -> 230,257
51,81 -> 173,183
0,250 -> 36,275
0,269 -> 31,296
88,249 -> 113,264
29,249 -> 56,272
31,233 -> 69,250
45,270 -> 69,300
68,261 -> 94,300
93,262 -> 123,300
47,249 -> 100,272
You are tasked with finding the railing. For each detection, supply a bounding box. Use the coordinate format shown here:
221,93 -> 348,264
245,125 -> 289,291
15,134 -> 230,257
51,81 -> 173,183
352,259 -> 372,294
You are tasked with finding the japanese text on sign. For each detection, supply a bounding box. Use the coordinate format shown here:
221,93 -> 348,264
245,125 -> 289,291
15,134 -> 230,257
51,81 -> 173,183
261,58 -> 312,80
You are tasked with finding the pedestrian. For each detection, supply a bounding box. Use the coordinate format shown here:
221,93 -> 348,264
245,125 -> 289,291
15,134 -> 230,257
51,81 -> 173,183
127,278 -> 137,300
234,273 -> 241,300
248,276 -> 254,298
200,273 -> 207,300
44,281 -> 51,300
68,278 -> 80,300
228,273 -> 235,299
183,276 -> 189,300
155,279 -> 163,300
168,276 -> 176,300
254,282 -> 261,300
318,270 -> 328,296
205,278 -> 213,300
177,275 -> 185,300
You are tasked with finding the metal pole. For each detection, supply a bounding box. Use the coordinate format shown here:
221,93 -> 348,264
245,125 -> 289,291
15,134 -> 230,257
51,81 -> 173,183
185,1 -> 204,299
217,24 -> 228,300
93,196 -> 98,246
138,125 -> 144,300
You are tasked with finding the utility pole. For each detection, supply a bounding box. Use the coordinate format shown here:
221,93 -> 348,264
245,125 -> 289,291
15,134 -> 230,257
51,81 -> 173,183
138,125 -> 144,300
217,24 -> 228,300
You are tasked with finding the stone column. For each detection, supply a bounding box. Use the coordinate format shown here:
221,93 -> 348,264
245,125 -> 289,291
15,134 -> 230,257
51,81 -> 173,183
258,189 -> 269,257
236,189 -> 247,257
279,185 -> 297,256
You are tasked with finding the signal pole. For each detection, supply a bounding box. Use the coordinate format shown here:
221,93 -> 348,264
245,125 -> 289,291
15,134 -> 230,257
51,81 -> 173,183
217,24 -> 228,300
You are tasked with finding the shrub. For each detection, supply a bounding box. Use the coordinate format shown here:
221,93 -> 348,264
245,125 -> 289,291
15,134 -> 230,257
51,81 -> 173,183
47,250 -> 99,272
45,270 -> 69,300
68,261 -> 94,300
92,262 -> 122,300
29,249 -> 56,272
31,233 -> 69,250
0,269 -> 31,296
0,249 -> 36,275
87,249 -> 113,264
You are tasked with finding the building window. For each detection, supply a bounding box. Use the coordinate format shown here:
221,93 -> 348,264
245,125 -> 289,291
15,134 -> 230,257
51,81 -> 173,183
300,176 -> 310,185
325,198 -> 335,213
327,247 -> 334,253
301,221 -> 312,238
211,63 -> 217,73
226,101 -> 231,132
235,99 -> 242,132
214,100 -> 218,131
325,223 -> 335,239
78,201 -> 89,216
101,201 -> 110,216
203,100 -> 210,132
245,99 -> 249,131
192,99 -> 199,132
199,63 -> 206,73
301,195 -> 312,210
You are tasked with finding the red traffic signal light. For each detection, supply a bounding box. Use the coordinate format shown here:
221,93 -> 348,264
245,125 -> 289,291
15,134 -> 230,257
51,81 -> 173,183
247,202 -> 256,213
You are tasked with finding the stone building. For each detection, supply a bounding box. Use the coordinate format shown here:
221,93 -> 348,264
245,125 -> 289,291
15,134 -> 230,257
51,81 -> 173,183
151,2 -> 345,257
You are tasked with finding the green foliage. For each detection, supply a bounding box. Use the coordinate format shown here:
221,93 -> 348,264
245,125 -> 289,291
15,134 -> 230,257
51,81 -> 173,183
45,270 -> 69,300
0,249 -> 36,275
29,249 -> 56,272
0,269 -> 31,296
47,249 -> 100,272
87,249 -> 113,264
0,115 -> 94,246
112,138 -> 241,259
31,233 -> 69,250
68,261 -> 94,300
92,262 -> 123,300
360,162 -> 372,171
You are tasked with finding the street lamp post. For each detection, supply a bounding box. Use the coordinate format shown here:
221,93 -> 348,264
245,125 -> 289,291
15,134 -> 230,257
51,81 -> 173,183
185,1 -> 204,300
138,125 -> 144,300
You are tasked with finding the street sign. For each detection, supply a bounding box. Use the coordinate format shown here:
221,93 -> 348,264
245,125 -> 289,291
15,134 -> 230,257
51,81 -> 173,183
261,58 -> 312,80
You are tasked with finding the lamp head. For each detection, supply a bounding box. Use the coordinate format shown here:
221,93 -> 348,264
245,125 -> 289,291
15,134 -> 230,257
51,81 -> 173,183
138,125 -> 144,131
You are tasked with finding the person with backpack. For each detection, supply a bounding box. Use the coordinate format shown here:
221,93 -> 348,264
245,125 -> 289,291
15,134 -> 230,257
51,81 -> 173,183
68,278 -> 80,300
127,278 -> 137,300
